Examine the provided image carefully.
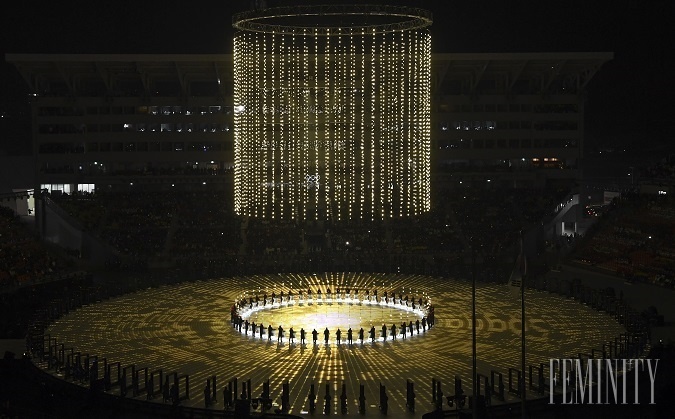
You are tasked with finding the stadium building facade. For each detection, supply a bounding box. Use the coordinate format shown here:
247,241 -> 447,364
6,51 -> 611,220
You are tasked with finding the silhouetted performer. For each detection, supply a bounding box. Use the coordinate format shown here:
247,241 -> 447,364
90,359 -> 98,383
289,327 -> 295,343
171,382 -> 179,405
409,321 -> 414,336
422,317 -> 427,331
268,324 -> 273,341
538,369 -> 545,393
244,320 -> 249,334
259,323 -> 264,339
312,329 -> 318,345
347,327 -> 353,344
278,325 -> 284,342
391,323 -> 397,340
324,327 -> 330,344
324,384 -> 332,415
379,384 -> 388,413
147,374 -> 154,400
416,319 -> 420,333
121,371 -> 127,397
308,384 -> 317,412
241,383 -> 248,400
485,382 -> 492,406
300,328 -> 306,344
340,384 -> 348,413
336,328 -> 342,344
401,322 -> 406,339
163,377 -> 170,403
381,324 -> 387,339
370,326 -> 376,342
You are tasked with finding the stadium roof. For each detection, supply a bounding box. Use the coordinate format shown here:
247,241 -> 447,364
5,52 -> 612,95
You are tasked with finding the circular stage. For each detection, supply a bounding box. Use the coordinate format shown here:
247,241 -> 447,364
45,273 -> 625,416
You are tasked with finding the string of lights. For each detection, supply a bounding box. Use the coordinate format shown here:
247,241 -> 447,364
233,6 -> 432,220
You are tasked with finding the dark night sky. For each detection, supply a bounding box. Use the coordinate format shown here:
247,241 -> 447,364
1,0 -> 673,155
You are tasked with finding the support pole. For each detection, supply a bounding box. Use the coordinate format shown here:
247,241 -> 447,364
472,243 -> 477,419
521,239 -> 527,418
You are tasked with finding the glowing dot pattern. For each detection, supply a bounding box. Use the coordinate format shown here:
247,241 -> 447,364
46,273 -> 624,415
233,27 -> 432,220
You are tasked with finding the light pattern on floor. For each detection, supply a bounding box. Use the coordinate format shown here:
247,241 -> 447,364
46,273 -> 625,416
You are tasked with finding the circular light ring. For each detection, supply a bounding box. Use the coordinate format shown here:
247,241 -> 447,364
232,4 -> 433,36
233,289 -> 433,344
235,290 -> 431,316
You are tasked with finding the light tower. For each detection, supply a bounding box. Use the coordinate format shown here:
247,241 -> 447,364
233,4 -> 432,221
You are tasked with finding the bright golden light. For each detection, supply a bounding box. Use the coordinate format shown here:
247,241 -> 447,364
233,8 -> 432,220
238,298 -> 427,343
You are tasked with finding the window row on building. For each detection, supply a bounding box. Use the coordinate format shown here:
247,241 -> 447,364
40,162 -> 232,177
437,156 -> 569,171
38,120 -> 576,135
437,138 -> 577,149
40,183 -> 95,194
38,79 -> 228,98
38,103 -> 578,118
438,120 -> 578,131
38,141 -> 233,154
38,105 -> 232,117
38,123 -> 232,134
436,103 -> 579,113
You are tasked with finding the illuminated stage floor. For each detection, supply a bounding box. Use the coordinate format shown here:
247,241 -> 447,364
45,273 -> 625,416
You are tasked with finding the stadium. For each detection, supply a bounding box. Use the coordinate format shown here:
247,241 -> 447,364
1,2 -> 673,418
